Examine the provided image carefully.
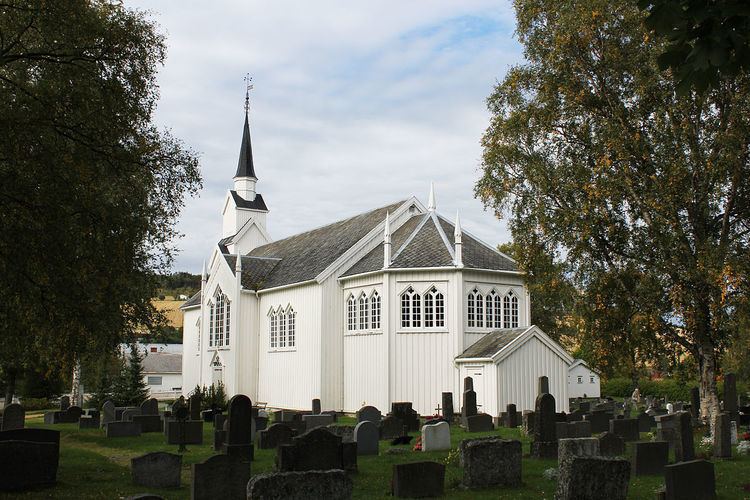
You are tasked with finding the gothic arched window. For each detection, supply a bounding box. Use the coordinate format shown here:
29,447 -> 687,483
487,290 -> 502,329
370,291 -> 381,329
400,286 -> 421,328
468,288 -> 484,328
211,287 -> 230,347
424,286 -> 445,328
287,307 -> 296,347
358,292 -> 369,330
504,290 -> 519,328
347,294 -> 356,332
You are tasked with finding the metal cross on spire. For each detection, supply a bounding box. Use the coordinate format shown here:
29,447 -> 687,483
244,73 -> 253,113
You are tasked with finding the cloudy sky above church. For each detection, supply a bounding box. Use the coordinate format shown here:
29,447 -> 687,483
129,0 -> 522,273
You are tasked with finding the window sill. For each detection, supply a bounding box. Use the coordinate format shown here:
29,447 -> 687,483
396,329 -> 449,334
344,330 -> 383,337
268,348 -> 297,353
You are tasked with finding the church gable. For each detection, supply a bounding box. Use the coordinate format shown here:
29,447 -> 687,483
390,213 -> 454,269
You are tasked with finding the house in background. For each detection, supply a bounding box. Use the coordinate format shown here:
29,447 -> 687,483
121,343 -> 183,400
567,359 -> 601,399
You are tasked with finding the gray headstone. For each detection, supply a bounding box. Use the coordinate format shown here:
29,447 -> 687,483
191,454 -> 250,500
1,404 -> 24,431
558,437 -> 599,467
356,406 -> 382,425
226,394 -> 253,461
538,376 -> 549,395
258,423 -> 295,449
465,413 -> 493,432
421,421 -> 450,452
353,421 -> 379,455
585,411 -> 611,433
312,399 -> 321,415
139,398 -> 158,416
277,427 -> 343,472
214,413 -> 226,430
121,408 -> 142,422
302,414 -> 334,431
106,421 -> 141,438
556,456 -> 630,500
674,411 -> 694,462
633,441 -> 668,476
460,438 -> 522,488
461,390 -> 477,422
0,440 -> 58,491
521,411 -> 535,436
132,415 -> 163,433
598,432 -> 625,457
609,418 -> 639,442
131,452 -> 181,489
326,425 -> 354,443
664,460 -> 715,500
379,416 -> 403,440
60,396 -> 70,411
166,419 -> 203,445
391,461 -> 445,498
505,404 -> 518,428
247,470 -> 352,500
188,394 -> 201,421
441,393 -> 454,422
463,376 -> 474,392
712,412 -> 731,458
79,415 -> 100,429
102,401 -> 115,427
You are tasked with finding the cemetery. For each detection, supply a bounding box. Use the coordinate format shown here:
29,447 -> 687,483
1,380 -> 749,499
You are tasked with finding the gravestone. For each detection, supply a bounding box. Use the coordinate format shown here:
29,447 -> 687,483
637,412 -> 653,432
531,392 -> 557,459
724,372 -> 738,422
712,412 -> 731,458
461,438 -> 522,488
326,425 -> 354,443
379,416 -> 403,440
166,412 -> 202,446
58,406 -> 83,423
247,470 -> 353,500
302,414 -> 335,431
312,399 -> 321,415
570,421 -> 592,438
258,423 -> 295,449
0,440 -> 58,491
79,415 -> 100,429
689,387 -> 700,422
633,441 -> 668,475
131,452 -> 181,488
538,375 -> 549,395
341,441 -> 358,472
1,404 -> 24,431
421,421 -> 450,452
60,396 -> 70,411
674,411 -> 694,462
555,456 -> 630,500
461,390 -> 477,426
188,394 -> 201,421
356,406 -> 381,425
225,394 -> 253,461
463,376 -> 473,392
140,398 -> 158,416
558,437 -> 599,467
102,401 -> 115,427
441,392 -> 454,422
598,432 -> 625,457
277,427 -> 344,472
521,411 -> 535,436
391,402 -> 419,432
610,418 -> 639,442
214,413 -> 226,430
191,454 -> 250,500
465,414 -> 493,432
392,461 -> 445,498
354,421 -> 379,455
132,414 -> 163,433
586,410 -> 610,433
122,408 -> 142,422
505,404 -> 518,428
664,460 -> 716,500
106,421 -> 141,438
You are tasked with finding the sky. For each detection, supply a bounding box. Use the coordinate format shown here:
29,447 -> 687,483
127,1 -> 523,273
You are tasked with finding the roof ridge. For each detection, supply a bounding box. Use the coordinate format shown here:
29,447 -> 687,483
390,213 -> 431,262
435,213 -> 517,265
430,212 -> 455,261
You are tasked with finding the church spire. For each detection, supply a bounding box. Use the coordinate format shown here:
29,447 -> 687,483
235,75 -> 257,180
427,182 -> 436,212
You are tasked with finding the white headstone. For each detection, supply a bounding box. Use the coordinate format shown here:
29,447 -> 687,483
421,421 -> 451,452
666,403 -> 674,414
730,421 -> 738,445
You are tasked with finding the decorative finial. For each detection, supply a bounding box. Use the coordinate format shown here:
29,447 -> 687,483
201,259 -> 208,281
235,254 -> 242,272
454,211 -> 462,242
244,73 -> 253,114
454,211 -> 463,268
383,212 -> 392,269
384,212 -> 391,243
428,182 -> 436,212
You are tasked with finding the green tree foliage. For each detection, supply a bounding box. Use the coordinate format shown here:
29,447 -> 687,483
157,272 -> 201,298
478,0 -> 750,423
85,355 -> 119,409
193,382 -> 228,410
112,345 -> 149,406
639,0 -> 750,93
0,1 -> 201,399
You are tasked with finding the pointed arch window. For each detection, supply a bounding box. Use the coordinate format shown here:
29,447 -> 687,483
347,294 -> 356,331
504,290 -> 519,328
371,291 -> 381,329
468,288 -> 484,328
400,286 -> 421,328
424,286 -> 445,328
208,301 -> 215,347
269,309 -> 278,348
487,290 -> 502,329
278,307 -> 287,348
358,292 -> 369,330
287,308 -> 296,347
209,288 -> 230,347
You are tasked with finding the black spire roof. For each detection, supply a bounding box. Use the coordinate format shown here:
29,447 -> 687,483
234,112 -> 257,179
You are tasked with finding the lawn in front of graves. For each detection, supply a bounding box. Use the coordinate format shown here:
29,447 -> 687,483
9,410 -> 750,499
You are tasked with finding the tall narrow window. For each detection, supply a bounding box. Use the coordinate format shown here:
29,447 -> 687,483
424,290 -> 434,328
493,292 -> 502,328
371,292 -> 381,329
400,287 -> 421,328
475,290 -> 484,328
269,311 -> 278,348
208,302 -> 214,347
467,292 -> 475,327
503,292 -> 511,328
347,294 -> 356,332
469,288 -> 484,328
358,293 -> 368,330
279,308 -> 287,348
225,299 -> 231,345
215,291 -> 225,346
210,288 -> 230,347
287,308 -> 296,347
486,292 -> 495,329
510,291 -> 519,328
196,318 -> 201,352
424,287 -> 445,328
434,289 -> 445,327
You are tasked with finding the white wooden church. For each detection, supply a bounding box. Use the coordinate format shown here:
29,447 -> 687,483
181,107 -> 574,416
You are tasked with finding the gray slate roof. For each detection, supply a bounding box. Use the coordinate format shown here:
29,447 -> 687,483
229,200 -> 406,290
180,292 -> 201,309
456,328 -> 530,359
235,113 -> 257,179
141,352 -> 182,373
342,212 -> 518,277
231,191 -> 267,211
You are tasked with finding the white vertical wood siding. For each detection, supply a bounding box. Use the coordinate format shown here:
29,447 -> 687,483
496,334 -> 570,413
180,308 -> 201,394
257,283 -> 321,410
236,291 -> 259,400
568,364 -> 601,398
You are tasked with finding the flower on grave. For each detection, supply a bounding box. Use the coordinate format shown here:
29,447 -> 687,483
738,440 -> 750,456
742,431 -> 750,441
443,448 -> 460,466
698,436 -> 713,455
413,436 -> 422,452
542,468 -> 558,481
646,432 -> 655,441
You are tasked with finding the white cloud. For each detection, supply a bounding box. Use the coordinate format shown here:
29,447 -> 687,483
128,0 -> 522,272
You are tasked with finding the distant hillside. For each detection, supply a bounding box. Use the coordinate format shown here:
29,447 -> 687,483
156,272 -> 201,299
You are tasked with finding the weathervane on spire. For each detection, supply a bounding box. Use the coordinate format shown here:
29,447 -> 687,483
244,73 -> 253,113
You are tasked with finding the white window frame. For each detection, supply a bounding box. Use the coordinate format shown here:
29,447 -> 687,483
370,291 -> 381,330
287,307 -> 296,347
468,287 -> 485,329
424,286 -> 445,329
400,286 -> 422,329
347,294 -> 356,332
269,309 -> 278,349
358,292 -> 369,331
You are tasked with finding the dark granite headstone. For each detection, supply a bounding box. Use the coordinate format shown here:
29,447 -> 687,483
609,418 -> 639,442
521,410 -> 535,436
258,423 -> 295,449
674,411 -> 694,461
79,415 -> 100,429
391,402 -> 419,432
247,470 -> 352,500
122,408 -> 142,422
556,456 -> 630,500
165,419 -> 202,445
1,404 -> 24,431
637,412 -> 653,432
379,416 -> 403,440
225,394 -> 253,461
188,394 -> 201,421
598,431 -> 625,457
312,399 -> 321,415
712,412 -> 731,458
132,415 -> 163,433
461,438 -> 521,488
633,441 -> 669,475
463,376 -> 474,392
0,440 -> 58,491
277,427 -> 344,472
106,421 -> 141,438
191,454 -> 250,500
465,413 -> 494,432
353,421 -> 379,455
303,414 -> 335,431
102,400 -> 115,427
391,461 -> 445,498
341,441 -> 358,472
531,392 -> 557,459
356,405 -> 382,425
131,452 -> 181,488
441,392 -> 454,422
461,390 -> 477,426
538,376 -> 549,395
140,398 -> 158,416
505,404 -> 518,428
585,410 -> 611,433
664,460 -> 716,500
214,413 -> 226,430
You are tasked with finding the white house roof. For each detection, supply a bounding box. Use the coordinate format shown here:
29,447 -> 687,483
569,358 -> 600,374
140,352 -> 182,374
455,325 -> 574,365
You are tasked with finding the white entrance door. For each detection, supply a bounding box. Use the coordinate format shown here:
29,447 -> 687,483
468,365 -> 485,412
211,357 -> 223,387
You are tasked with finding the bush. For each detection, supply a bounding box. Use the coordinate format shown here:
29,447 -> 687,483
601,376 -> 750,402
600,377 -> 634,398
19,397 -> 53,411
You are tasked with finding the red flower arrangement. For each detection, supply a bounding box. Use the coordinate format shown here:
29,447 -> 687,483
413,436 -> 422,451
742,432 -> 750,441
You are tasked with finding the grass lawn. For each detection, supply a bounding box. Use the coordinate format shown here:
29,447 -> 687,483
5,410 -> 750,499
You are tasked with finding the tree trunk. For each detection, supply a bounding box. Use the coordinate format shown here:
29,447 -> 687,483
697,342 -> 720,428
4,365 -> 17,405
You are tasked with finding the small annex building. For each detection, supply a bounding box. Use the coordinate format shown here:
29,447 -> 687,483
567,358 -> 601,399
455,326 -> 573,414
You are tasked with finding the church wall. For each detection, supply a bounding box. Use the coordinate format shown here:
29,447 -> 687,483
496,332 -> 570,413
235,290 -> 259,400
230,223 -> 270,255
342,274 -> 388,412
181,307 -> 201,396
388,270 -> 464,415
256,282 -> 322,410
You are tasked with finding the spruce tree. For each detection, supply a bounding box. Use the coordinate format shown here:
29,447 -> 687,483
113,344 -> 149,406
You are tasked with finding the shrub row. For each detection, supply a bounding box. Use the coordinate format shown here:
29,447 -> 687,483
602,377 -> 749,402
